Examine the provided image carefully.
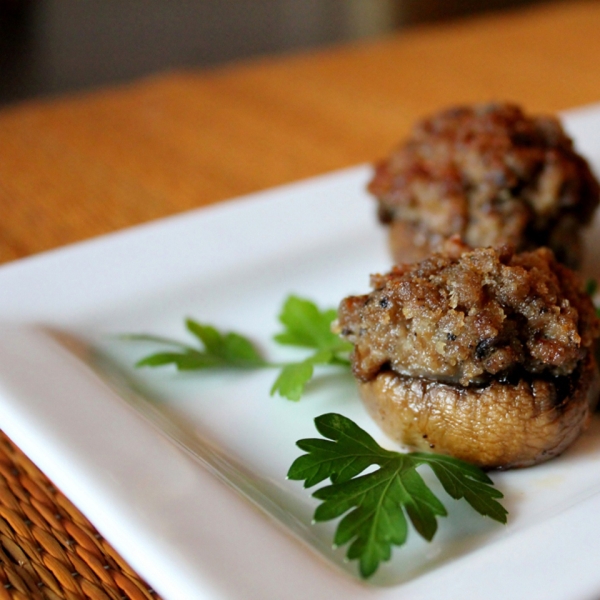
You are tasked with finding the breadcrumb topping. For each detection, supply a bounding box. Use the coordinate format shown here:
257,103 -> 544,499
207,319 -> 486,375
338,241 -> 599,386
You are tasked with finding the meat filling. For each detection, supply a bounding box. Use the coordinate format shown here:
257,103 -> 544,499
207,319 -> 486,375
338,241 -> 598,387
369,102 -> 600,267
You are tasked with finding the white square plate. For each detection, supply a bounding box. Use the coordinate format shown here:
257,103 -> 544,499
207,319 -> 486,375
2,105 -> 600,600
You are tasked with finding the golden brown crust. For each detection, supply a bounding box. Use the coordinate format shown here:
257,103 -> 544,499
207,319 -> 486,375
338,243 -> 599,386
369,103 -> 600,267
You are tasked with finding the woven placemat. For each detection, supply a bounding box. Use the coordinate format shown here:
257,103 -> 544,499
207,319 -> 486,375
0,431 -> 160,600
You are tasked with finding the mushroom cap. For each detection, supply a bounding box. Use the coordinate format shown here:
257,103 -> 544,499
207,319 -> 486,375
358,352 -> 599,469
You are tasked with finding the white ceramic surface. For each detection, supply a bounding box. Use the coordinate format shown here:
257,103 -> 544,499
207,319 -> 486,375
1,106 -> 600,600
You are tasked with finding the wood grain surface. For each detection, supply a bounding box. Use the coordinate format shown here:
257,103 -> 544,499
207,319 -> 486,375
0,1 -> 599,264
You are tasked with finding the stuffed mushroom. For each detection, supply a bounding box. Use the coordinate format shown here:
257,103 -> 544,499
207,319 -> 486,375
337,239 -> 600,469
369,103 -> 600,268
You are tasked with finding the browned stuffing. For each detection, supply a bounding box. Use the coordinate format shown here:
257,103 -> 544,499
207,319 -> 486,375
369,103 -> 599,267
337,241 -> 600,468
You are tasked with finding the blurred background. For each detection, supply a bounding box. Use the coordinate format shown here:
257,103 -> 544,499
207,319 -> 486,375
0,0 -> 551,106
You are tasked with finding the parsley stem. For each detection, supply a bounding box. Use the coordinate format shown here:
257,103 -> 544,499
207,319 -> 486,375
328,356 -> 351,367
119,333 -> 192,351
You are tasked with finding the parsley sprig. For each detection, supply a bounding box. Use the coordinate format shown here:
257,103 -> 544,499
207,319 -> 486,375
129,321 -> 267,370
270,296 -> 352,400
288,413 -> 507,578
125,295 -> 352,401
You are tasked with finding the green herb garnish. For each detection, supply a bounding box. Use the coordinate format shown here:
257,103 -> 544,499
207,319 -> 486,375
129,320 -> 268,370
586,278 -> 598,297
125,295 -> 351,401
586,277 -> 600,319
270,296 -> 352,400
288,413 -> 507,578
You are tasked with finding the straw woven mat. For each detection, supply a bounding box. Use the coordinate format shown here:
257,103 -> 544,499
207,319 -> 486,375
0,431 -> 159,600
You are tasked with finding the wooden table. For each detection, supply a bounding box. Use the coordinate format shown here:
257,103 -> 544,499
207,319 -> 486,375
0,1 -> 599,597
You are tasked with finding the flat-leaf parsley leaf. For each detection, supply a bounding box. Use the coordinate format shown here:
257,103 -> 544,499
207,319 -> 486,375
124,296 -> 352,401
274,296 -> 351,355
126,318 -> 267,370
269,296 -> 352,400
288,413 -> 507,578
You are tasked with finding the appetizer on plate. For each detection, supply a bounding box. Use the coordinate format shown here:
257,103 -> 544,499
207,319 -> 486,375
337,239 -> 600,469
369,102 -> 600,268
